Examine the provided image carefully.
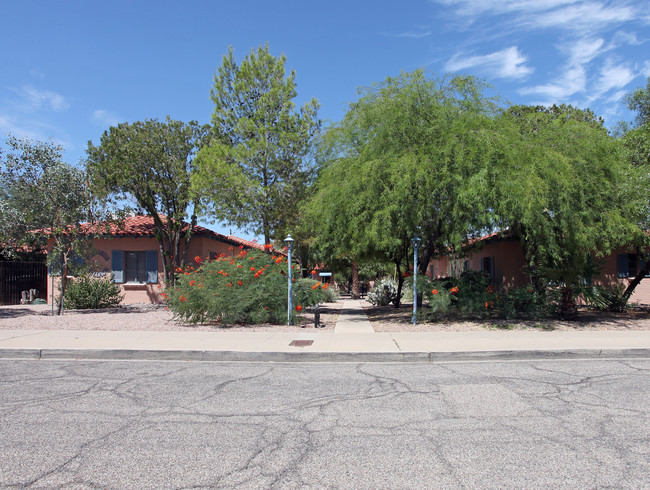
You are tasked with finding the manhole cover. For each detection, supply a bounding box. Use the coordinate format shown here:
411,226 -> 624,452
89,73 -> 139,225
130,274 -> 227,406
289,340 -> 314,347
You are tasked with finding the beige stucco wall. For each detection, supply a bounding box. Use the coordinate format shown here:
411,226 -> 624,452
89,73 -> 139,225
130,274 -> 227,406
427,240 -> 529,288
595,247 -> 650,306
48,236 -> 243,305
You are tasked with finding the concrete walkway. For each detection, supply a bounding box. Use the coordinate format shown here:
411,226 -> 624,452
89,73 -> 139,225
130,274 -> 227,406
333,299 -> 375,333
0,299 -> 649,362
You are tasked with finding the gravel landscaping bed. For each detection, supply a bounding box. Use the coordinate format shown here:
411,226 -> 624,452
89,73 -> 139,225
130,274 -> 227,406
1,298 -> 648,332
0,301 -> 342,332
363,300 -> 650,332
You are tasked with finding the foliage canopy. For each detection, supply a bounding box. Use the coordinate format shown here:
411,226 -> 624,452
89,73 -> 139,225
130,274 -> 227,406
87,117 -> 210,283
193,44 -> 320,244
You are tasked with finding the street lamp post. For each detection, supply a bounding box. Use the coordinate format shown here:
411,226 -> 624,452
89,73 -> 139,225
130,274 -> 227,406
411,236 -> 421,324
284,235 -> 294,325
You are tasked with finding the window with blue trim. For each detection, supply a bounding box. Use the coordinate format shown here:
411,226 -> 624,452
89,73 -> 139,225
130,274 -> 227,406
111,250 -> 158,284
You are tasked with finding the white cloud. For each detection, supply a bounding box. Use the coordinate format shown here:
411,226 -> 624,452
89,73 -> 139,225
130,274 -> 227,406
519,66 -> 586,100
445,46 -> 533,79
642,61 -> 650,77
605,89 -> 627,104
92,109 -> 121,128
518,37 -> 615,103
433,0 -> 580,18
21,85 -> 69,111
597,61 -> 635,93
433,0 -> 643,37
523,2 -> 634,31
565,37 -> 604,65
608,30 -> 640,49
395,29 -> 432,39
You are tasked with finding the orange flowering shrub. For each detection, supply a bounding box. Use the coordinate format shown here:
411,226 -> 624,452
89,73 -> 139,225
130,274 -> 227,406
165,251 -> 334,325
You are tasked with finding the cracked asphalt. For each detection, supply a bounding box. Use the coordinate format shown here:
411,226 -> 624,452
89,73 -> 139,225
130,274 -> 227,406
1,359 -> 648,489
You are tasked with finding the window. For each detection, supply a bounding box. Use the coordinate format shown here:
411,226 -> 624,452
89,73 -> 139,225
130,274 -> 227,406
111,250 -> 158,284
481,256 -> 495,284
617,254 -> 650,278
463,260 -> 470,273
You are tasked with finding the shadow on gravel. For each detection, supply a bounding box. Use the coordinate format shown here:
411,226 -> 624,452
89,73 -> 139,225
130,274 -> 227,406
0,305 -> 165,318
0,308 -> 40,319
363,303 -> 650,330
64,307 -> 162,315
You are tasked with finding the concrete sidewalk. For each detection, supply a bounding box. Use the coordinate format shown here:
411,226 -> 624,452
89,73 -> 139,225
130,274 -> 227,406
0,300 -> 649,362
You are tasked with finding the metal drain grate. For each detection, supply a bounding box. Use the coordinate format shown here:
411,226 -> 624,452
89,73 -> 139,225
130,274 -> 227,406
289,340 -> 314,347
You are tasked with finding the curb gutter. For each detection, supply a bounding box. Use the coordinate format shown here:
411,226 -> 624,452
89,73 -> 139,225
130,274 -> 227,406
0,348 -> 648,362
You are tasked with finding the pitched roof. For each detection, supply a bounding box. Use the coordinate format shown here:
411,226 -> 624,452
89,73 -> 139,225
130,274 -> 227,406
82,215 -> 222,239
41,215 -> 289,255
43,215 -> 270,252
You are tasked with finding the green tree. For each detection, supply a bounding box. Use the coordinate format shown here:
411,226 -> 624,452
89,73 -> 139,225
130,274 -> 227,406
615,78 -> 650,302
625,77 -> 650,128
492,104 -> 643,313
193,44 -> 320,244
87,117 -> 210,284
0,136 -> 112,314
305,71 -> 501,304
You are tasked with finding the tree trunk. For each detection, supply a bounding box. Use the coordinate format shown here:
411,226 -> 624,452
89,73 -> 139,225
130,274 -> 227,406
394,262 -> 403,308
560,286 -> 578,319
57,259 -> 68,316
623,263 -> 650,301
351,261 -> 360,299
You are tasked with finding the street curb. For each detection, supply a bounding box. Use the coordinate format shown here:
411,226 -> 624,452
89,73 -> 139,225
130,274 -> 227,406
0,348 -> 648,362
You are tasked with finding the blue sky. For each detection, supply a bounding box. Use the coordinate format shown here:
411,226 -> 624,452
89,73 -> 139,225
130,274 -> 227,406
2,0 -> 649,240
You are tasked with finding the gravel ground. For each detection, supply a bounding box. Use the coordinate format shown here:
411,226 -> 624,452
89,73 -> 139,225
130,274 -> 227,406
0,301 -> 342,332
1,298 -> 648,332
363,300 -> 650,332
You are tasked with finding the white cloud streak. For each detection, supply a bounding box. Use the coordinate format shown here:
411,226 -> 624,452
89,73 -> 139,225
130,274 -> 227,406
445,46 -> 533,79
20,85 -> 69,111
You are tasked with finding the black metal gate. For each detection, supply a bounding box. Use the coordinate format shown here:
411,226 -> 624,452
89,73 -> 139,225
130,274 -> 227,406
0,261 -> 48,306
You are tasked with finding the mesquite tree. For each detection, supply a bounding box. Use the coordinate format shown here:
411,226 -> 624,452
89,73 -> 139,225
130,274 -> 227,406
87,117 -> 210,284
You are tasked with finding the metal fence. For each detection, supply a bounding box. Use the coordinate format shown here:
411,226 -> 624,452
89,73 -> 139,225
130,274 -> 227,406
0,261 -> 48,306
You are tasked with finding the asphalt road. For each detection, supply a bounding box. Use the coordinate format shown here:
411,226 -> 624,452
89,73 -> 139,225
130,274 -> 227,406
1,359 -> 648,489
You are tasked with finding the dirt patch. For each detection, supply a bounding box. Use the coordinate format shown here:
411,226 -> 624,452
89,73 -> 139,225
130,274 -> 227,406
0,301 -> 342,332
362,301 -> 650,332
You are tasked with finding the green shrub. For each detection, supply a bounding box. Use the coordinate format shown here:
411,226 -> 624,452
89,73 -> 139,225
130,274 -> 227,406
62,273 -> 124,309
421,283 -> 455,319
430,272 -> 493,317
368,277 -> 401,306
294,278 -> 339,306
165,250 -> 333,325
496,287 -> 548,319
591,284 -> 629,312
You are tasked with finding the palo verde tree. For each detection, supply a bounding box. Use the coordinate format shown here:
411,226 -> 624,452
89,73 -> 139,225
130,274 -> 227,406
0,136 -> 113,314
87,117 -> 210,284
193,43 -> 320,245
305,71 -> 502,304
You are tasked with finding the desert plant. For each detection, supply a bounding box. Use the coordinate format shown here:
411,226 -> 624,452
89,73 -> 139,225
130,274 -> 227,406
367,277 -> 401,306
61,273 -> 124,309
591,283 -> 629,312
